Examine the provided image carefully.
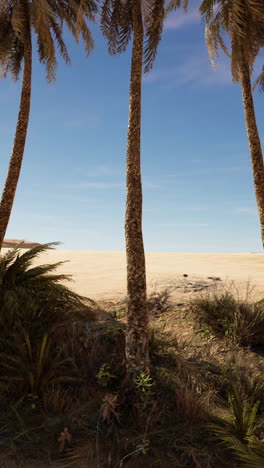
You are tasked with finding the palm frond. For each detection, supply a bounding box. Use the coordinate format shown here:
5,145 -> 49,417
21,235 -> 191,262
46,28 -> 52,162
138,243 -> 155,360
2,242 -> 61,275
0,243 -> 97,338
253,64 -> 264,91
0,0 -> 97,82
143,0 -> 165,73
200,0 -> 264,83
165,0 -> 188,17
49,16 -> 71,64
101,0 -> 132,55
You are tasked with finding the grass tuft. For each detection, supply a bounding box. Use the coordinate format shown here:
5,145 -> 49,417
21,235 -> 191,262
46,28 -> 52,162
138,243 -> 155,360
190,281 -> 264,348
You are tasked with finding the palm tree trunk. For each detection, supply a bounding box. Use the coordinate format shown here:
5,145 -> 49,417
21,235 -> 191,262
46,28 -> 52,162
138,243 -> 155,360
125,0 -> 150,378
0,26 -> 32,249
239,49 -> 264,248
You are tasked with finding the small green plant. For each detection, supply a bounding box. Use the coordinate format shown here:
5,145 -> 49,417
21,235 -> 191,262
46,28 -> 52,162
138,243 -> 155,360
133,371 -> 154,394
136,437 -> 150,455
133,371 -> 155,413
195,327 -> 211,339
96,364 -> 116,387
110,306 -> 126,319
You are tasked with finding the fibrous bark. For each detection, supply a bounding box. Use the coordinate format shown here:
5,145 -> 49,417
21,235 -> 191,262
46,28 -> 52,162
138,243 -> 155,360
125,0 -> 150,378
239,48 -> 264,249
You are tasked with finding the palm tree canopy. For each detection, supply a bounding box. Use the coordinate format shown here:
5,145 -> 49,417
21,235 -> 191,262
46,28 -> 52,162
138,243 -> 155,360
199,0 -> 264,81
100,0 -> 165,73
0,0 -> 98,82
166,0 -> 264,82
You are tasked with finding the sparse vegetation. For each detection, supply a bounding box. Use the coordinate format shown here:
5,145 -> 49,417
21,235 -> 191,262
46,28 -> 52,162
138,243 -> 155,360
191,281 -> 264,348
0,247 -> 264,467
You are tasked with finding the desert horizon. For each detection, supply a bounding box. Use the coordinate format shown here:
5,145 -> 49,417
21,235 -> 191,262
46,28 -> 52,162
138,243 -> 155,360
3,240 -> 263,302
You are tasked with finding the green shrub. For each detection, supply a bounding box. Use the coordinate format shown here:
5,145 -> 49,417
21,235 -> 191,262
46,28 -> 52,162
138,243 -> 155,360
0,242 -> 95,339
205,372 -> 264,467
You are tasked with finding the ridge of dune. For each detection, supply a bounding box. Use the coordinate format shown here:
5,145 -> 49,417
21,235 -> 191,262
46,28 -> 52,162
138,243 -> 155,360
2,239 -> 55,249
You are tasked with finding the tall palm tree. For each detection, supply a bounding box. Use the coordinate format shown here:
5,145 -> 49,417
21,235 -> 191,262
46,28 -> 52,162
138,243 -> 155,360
167,0 -> 264,247
101,0 -> 165,378
0,0 -> 97,248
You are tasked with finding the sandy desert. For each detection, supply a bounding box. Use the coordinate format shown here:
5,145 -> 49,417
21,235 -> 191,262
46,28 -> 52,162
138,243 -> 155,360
2,240 -> 264,303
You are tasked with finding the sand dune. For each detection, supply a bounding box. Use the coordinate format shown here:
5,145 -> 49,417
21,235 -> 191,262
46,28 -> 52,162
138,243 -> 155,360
2,239 -> 54,249
2,247 -> 263,303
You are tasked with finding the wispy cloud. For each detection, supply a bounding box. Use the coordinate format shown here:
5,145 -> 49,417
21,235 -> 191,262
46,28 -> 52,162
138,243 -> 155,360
144,50 -> 232,88
164,8 -> 200,31
64,113 -> 102,129
63,180 -> 160,190
234,207 -> 257,215
67,182 -> 124,189
155,223 -> 209,227
83,165 -> 117,177
145,204 -> 210,212
157,165 -> 248,180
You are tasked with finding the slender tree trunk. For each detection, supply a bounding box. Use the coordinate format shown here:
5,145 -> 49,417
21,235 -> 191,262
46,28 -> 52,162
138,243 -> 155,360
125,0 -> 150,378
239,49 -> 264,248
0,27 -> 32,249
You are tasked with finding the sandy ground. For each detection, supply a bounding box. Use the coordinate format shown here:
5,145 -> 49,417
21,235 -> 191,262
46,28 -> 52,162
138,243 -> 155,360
3,247 -> 263,302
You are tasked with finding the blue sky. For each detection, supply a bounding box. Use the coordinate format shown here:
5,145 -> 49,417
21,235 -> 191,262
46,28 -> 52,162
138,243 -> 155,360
1,4 -> 264,253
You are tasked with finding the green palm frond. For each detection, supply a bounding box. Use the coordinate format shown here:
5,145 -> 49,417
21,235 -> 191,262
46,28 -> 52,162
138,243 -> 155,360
0,243 -> 96,337
206,371 -> 264,466
1,242 -> 61,276
0,328 -> 81,398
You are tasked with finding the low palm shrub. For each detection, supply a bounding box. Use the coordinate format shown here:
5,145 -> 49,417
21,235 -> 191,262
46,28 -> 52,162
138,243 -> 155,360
0,328 -> 80,406
0,242 -> 95,406
205,370 -> 264,467
0,242 -> 95,339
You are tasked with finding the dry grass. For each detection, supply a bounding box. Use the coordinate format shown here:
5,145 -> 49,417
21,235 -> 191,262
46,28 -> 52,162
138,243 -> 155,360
1,269 -> 264,467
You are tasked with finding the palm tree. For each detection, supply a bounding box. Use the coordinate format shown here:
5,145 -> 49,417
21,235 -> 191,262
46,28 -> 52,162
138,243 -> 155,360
167,0 -> 264,247
101,0 -> 165,378
0,0 -> 97,248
